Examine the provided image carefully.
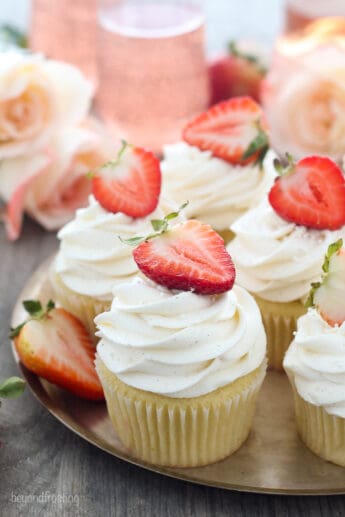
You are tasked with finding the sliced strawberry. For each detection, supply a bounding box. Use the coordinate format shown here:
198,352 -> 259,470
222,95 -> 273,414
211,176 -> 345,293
269,156 -> 345,230
133,220 -> 235,295
92,143 -> 161,217
307,239 -> 345,326
13,304 -> 104,400
182,96 -> 268,165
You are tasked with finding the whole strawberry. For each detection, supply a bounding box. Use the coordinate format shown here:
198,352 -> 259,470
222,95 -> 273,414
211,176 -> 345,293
208,41 -> 267,105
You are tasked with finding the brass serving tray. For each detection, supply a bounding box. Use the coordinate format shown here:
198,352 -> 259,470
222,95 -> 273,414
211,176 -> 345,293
11,259 -> 345,495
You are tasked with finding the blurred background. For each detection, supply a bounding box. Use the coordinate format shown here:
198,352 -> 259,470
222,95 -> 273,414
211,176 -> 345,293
0,0 -> 284,52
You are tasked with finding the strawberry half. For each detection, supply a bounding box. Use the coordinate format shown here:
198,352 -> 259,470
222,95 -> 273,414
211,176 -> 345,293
269,155 -> 345,230
11,301 -> 104,400
92,142 -> 161,217
307,239 -> 345,326
182,96 -> 269,165
133,220 -> 235,295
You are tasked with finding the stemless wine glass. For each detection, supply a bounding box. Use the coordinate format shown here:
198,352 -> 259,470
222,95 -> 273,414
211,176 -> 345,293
96,0 -> 209,153
284,0 -> 345,32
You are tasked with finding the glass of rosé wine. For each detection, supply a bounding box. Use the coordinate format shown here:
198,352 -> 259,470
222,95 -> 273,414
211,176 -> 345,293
95,0 -> 209,154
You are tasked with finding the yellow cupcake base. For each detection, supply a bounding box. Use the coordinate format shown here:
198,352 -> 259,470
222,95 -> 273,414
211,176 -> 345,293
96,357 -> 267,468
49,269 -> 110,341
254,296 -> 306,370
292,388 -> 345,467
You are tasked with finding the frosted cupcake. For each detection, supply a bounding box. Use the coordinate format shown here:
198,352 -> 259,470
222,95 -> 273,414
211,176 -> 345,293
228,155 -> 345,369
284,239 -> 345,467
161,97 -> 276,242
50,142 -> 179,337
95,219 -> 267,467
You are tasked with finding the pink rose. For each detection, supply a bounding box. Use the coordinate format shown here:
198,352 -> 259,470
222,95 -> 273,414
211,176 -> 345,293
262,19 -> 345,161
0,51 -> 93,159
0,121 -> 111,240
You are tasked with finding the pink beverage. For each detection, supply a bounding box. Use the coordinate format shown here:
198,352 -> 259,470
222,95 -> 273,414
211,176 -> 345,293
284,0 -> 345,31
96,1 -> 209,153
30,0 -> 98,85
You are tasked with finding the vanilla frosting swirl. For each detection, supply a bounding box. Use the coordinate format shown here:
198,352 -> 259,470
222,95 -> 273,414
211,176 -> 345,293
284,309 -> 345,418
53,196 -> 182,300
161,142 -> 277,231
95,278 -> 266,398
228,200 -> 345,302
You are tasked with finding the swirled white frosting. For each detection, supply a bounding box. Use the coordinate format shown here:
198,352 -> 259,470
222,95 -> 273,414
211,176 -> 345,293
53,196 -> 183,301
227,200 -> 345,303
284,309 -> 345,418
95,277 -> 266,398
160,142 -> 277,231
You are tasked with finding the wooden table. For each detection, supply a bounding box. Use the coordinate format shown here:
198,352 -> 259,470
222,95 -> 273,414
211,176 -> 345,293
1,1 -> 345,515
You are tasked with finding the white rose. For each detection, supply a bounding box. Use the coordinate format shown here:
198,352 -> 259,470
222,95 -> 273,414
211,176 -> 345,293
0,120 -> 112,240
0,51 -> 93,159
262,44 -> 345,161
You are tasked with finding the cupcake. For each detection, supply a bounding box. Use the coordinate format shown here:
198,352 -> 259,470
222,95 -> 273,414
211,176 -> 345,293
161,96 -> 276,242
95,219 -> 267,467
284,239 -> 345,467
50,142 -> 182,337
228,155 -> 345,369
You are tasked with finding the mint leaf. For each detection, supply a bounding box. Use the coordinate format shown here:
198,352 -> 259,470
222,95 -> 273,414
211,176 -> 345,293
0,377 -> 25,399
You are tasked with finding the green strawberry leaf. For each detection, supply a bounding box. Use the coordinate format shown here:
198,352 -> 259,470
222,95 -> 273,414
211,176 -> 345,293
119,202 -> 189,247
273,153 -> 295,177
9,299 -> 55,340
151,219 -> 168,232
322,238 -> 343,273
305,239 -> 343,308
228,40 -> 267,75
0,377 -> 25,399
242,120 -> 269,166
23,300 -> 43,317
0,24 -> 27,50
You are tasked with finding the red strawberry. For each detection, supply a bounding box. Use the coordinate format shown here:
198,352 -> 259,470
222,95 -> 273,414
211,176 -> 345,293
307,239 -> 345,326
133,220 -> 235,295
11,300 -> 104,400
182,96 -> 269,165
209,42 -> 266,105
92,142 -> 161,218
269,155 -> 345,230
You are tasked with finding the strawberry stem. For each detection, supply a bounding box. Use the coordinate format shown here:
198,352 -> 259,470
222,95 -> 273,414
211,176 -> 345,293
241,119 -> 269,166
9,299 -> 55,339
305,238 -> 343,308
228,40 -> 267,75
120,202 -> 188,247
273,153 -> 295,177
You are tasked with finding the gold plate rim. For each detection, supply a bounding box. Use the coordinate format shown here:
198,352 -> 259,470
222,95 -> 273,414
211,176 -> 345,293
10,257 -> 345,496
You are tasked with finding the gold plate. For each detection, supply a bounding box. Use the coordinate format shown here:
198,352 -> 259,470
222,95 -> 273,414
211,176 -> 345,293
11,259 -> 345,495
